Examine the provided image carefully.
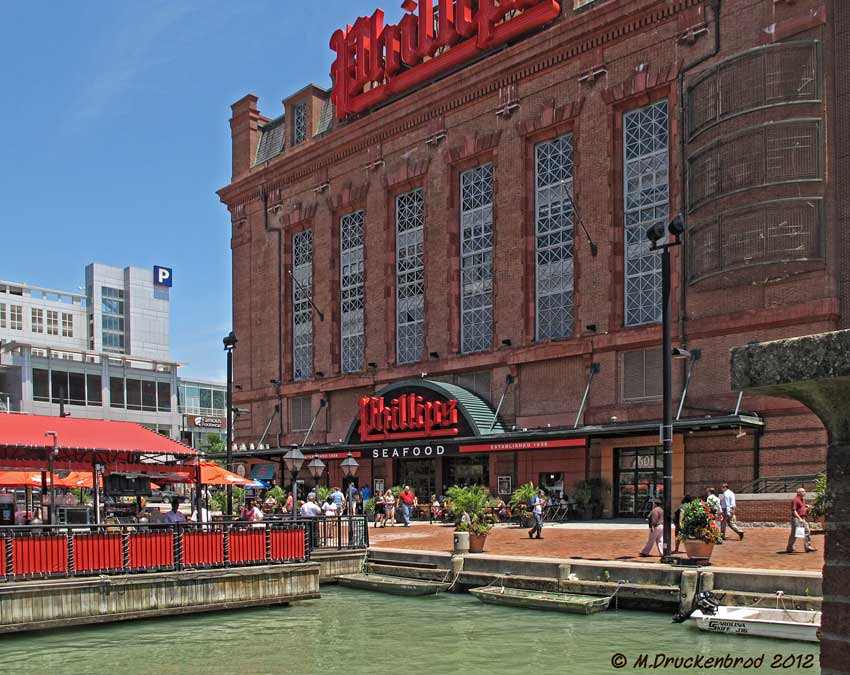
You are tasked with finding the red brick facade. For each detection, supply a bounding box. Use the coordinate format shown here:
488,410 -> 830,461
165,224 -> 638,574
218,0 -> 839,515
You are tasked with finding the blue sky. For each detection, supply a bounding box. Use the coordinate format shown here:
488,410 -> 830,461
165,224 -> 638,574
0,0 -> 403,381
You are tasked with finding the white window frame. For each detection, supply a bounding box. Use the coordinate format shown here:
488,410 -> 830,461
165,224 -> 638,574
10,305 -> 22,330
46,310 -> 59,336
340,210 -> 365,373
31,308 -> 44,334
534,134 -> 575,341
62,312 -> 73,337
623,99 -> 669,327
460,164 -> 494,354
0,303 -> 5,329
396,188 -> 425,364
292,229 -> 313,382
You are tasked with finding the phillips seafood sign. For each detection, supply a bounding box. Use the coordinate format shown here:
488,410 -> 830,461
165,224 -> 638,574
357,393 -> 460,442
330,0 -> 561,119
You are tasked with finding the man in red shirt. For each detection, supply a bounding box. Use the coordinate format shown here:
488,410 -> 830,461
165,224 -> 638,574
398,485 -> 417,527
786,487 -> 816,553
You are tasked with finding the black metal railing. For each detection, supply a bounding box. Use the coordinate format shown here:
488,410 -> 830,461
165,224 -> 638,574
743,474 -> 820,494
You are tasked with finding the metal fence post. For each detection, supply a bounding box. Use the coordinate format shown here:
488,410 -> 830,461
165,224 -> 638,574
336,516 -> 342,550
174,527 -> 183,571
4,537 -> 12,581
223,523 -> 230,565
66,529 -> 74,578
121,530 -> 130,572
265,524 -> 272,562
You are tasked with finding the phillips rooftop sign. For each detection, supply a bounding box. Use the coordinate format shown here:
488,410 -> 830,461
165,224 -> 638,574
330,0 -> 561,119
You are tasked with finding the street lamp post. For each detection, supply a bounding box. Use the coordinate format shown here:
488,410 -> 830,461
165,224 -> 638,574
284,446 -> 305,522
223,331 -> 238,517
646,215 -> 685,563
44,432 -> 58,525
340,452 -> 360,516
308,454 -> 326,492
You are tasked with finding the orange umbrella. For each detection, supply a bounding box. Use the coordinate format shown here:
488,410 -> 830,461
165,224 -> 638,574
0,471 -> 81,488
188,462 -> 254,486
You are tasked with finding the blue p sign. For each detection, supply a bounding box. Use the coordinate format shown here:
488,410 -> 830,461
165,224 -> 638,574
154,266 -> 173,287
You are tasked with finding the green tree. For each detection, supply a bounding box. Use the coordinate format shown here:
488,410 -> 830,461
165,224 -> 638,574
200,433 -> 225,455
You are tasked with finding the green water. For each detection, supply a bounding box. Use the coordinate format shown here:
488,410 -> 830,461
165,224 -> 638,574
0,587 -> 819,675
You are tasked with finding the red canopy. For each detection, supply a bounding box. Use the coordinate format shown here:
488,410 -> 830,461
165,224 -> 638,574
0,414 -> 196,475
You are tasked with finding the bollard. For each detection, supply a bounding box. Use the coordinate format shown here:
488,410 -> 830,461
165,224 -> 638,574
679,570 -> 698,615
557,563 -> 572,592
453,531 -> 469,554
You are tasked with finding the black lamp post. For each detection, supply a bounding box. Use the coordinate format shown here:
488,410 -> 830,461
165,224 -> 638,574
308,454 -> 326,491
284,446 -> 305,521
223,331 -> 238,517
340,452 -> 360,516
646,214 -> 685,563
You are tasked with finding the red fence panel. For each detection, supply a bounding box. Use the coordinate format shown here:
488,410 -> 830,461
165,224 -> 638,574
0,538 -> 6,577
73,533 -> 123,573
12,535 -> 68,576
183,531 -> 224,566
270,528 -> 305,561
228,529 -> 266,564
128,531 -> 174,571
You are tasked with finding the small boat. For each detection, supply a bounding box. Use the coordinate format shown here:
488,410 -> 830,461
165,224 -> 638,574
690,606 -> 821,643
468,586 -> 610,614
337,573 -> 450,596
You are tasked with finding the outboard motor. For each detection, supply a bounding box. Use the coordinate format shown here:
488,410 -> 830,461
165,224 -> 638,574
672,590 -> 720,623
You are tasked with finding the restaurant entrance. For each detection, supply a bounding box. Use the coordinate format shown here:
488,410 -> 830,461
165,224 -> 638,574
397,459 -> 438,502
614,446 -> 663,517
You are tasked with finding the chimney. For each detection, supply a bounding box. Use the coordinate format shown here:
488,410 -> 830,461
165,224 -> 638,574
229,94 -> 263,182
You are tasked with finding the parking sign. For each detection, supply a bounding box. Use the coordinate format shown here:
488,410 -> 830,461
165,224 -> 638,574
153,266 -> 173,287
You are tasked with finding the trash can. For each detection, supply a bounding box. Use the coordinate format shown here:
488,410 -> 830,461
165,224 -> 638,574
453,530 -> 469,554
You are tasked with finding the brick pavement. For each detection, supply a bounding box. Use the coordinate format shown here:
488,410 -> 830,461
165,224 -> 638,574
368,524 -> 824,572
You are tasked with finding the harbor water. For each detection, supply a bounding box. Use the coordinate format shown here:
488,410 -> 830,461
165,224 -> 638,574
0,586 -> 820,675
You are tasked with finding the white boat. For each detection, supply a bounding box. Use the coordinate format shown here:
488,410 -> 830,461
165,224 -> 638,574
690,605 -> 821,643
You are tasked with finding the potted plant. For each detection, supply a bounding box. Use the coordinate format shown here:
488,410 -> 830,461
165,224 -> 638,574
677,498 -> 723,560
447,485 -> 495,553
509,482 -> 537,528
587,478 -> 612,518
572,481 -> 593,520
809,473 -> 827,527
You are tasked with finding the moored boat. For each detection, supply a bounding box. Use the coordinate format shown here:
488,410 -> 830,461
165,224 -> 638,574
337,573 -> 450,596
690,605 -> 821,642
468,586 -> 610,614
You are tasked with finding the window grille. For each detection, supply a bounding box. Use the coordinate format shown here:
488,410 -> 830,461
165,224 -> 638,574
535,134 -> 574,340
292,229 -> 313,381
623,100 -> 669,326
623,348 -> 662,400
340,210 -> 365,373
687,41 -> 821,139
460,164 -> 494,353
688,119 -> 822,210
10,305 -> 22,330
293,103 -> 308,145
46,310 -> 59,336
290,396 -> 312,431
396,189 -> 425,364
687,199 -> 823,283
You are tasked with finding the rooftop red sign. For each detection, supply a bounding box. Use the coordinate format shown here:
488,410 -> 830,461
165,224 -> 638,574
357,393 -> 459,442
330,0 -> 561,119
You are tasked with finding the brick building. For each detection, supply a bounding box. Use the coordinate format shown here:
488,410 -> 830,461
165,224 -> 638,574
217,0 -> 845,517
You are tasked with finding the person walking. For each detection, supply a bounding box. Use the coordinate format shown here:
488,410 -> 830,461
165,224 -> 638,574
383,488 -> 396,526
786,487 -> 817,553
528,489 -> 545,539
373,490 -> 385,527
346,482 -> 359,516
640,498 -> 664,557
721,482 -> 744,540
398,485 -> 416,527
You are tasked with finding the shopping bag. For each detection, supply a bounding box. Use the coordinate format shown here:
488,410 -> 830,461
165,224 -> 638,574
795,525 -> 806,539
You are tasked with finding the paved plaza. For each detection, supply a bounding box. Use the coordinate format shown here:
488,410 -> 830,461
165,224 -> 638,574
369,522 -> 825,572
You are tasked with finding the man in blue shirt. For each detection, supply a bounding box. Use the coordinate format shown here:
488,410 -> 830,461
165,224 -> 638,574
331,487 -> 344,511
